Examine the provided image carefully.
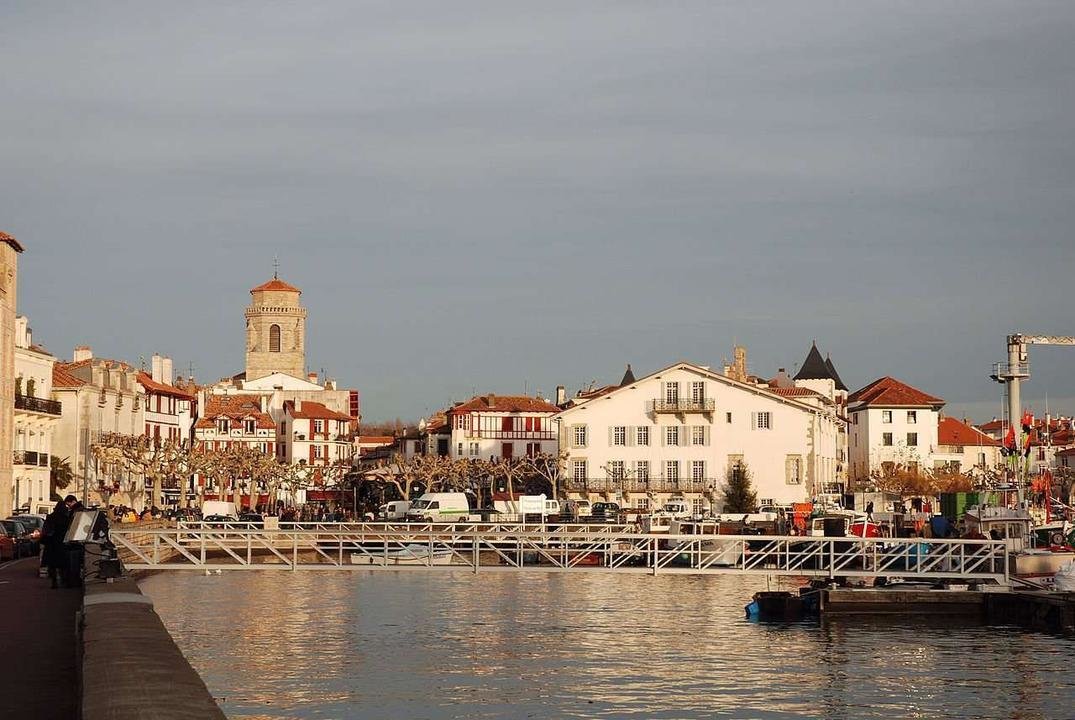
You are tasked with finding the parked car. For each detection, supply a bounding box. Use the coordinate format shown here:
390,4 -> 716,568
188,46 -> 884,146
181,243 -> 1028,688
203,514 -> 236,528
237,512 -> 264,528
0,523 -> 17,560
591,502 -> 621,523
0,520 -> 34,557
574,500 -> 592,519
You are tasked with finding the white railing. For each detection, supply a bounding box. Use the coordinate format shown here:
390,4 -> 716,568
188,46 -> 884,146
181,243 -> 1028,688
111,526 -> 1009,583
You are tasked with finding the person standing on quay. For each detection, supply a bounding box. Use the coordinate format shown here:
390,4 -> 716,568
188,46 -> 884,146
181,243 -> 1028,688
41,496 -> 76,588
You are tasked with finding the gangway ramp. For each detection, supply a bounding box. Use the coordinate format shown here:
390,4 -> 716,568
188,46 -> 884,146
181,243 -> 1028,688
109,523 -> 1010,584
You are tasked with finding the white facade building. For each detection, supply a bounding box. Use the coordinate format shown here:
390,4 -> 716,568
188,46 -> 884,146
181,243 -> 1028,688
281,399 -> 354,469
446,394 -> 560,460
139,354 -> 194,447
556,362 -> 842,513
13,316 -> 61,512
847,377 -> 944,482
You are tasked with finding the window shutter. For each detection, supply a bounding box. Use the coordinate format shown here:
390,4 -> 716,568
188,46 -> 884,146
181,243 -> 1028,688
704,425 -> 711,446
751,412 -> 757,430
770,413 -> 775,430
660,382 -> 666,404
608,426 -> 614,446
661,427 -> 666,447
627,427 -> 636,447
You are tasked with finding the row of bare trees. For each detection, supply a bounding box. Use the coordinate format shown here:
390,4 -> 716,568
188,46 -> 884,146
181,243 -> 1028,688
359,451 -> 566,507
89,433 -> 348,510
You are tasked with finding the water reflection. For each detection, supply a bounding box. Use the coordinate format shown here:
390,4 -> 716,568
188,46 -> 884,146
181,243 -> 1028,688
141,571 -> 1075,720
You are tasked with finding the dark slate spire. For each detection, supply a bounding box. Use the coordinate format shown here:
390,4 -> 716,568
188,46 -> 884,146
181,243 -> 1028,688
793,342 -> 831,381
620,364 -> 636,386
824,355 -> 847,392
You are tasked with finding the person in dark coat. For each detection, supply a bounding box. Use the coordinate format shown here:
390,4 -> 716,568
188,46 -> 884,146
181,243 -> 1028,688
41,498 -> 74,588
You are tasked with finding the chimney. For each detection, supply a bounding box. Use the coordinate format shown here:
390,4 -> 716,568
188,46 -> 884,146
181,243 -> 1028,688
325,379 -> 337,390
308,372 -> 318,384
151,354 -> 163,383
294,399 -> 302,412
161,357 -> 173,386
73,345 -> 93,363
556,385 -> 566,405
486,393 -> 496,408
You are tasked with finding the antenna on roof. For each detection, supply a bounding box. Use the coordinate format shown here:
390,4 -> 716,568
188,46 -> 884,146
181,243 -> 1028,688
273,255 -> 279,279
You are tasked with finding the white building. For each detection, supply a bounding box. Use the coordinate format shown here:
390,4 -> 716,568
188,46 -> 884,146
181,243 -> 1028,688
139,354 -> 195,447
847,376 -> 944,482
281,399 -> 354,470
556,361 -> 842,514
446,394 -> 560,460
13,316 -> 61,512
50,346 -> 145,505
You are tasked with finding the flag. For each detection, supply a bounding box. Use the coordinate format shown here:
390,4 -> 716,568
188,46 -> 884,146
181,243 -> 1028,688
1002,424 -> 1016,455
1022,410 -> 1034,433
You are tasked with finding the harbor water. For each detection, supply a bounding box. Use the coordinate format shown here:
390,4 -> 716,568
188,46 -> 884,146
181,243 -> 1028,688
141,571 -> 1075,719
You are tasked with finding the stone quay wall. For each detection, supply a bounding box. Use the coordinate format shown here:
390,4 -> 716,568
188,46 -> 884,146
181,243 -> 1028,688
80,543 -> 226,720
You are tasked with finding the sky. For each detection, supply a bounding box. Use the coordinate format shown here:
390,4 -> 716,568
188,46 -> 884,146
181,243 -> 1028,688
2,1 -> 1073,422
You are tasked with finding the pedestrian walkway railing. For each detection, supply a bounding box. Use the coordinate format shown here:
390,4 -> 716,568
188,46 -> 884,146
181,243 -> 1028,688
110,525 -> 1010,583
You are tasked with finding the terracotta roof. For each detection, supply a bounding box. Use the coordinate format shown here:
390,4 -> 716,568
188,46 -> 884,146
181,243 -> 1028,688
449,394 -> 561,415
848,377 -> 944,408
357,435 -> 395,445
575,384 -> 619,401
251,277 -> 301,294
195,395 -> 275,429
286,401 -> 351,421
0,230 -> 25,252
938,417 -> 1000,447
1057,447 -> 1075,458
978,419 -> 1004,433
768,387 -> 823,398
137,372 -> 195,400
52,364 -> 86,388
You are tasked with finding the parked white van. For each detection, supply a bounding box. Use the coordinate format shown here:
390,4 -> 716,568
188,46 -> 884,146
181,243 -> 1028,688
379,500 -> 411,521
406,493 -> 471,523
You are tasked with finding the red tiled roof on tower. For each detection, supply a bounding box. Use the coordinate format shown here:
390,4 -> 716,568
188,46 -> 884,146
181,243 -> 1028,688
250,277 -> 301,294
848,376 -> 944,408
0,230 -> 25,252
938,417 -> 1000,446
448,394 -> 561,415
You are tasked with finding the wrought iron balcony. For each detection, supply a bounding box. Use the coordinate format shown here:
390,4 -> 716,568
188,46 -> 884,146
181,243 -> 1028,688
14,394 -> 62,416
649,398 -> 715,414
563,477 -> 718,494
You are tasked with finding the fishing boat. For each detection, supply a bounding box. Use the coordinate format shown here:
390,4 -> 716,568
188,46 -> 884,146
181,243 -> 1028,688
349,544 -> 455,566
964,505 -> 1075,584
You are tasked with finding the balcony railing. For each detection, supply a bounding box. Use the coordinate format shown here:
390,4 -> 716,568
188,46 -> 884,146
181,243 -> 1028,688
563,477 -> 719,494
14,394 -> 62,416
649,398 -> 715,414
13,451 -> 50,467
464,430 -> 558,440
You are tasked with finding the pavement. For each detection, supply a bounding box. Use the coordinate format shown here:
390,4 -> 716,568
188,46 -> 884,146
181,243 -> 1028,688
0,556 -> 81,720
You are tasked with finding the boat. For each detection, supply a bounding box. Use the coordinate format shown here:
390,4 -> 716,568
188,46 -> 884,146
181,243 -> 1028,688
349,544 -> 455,566
963,505 -> 1075,584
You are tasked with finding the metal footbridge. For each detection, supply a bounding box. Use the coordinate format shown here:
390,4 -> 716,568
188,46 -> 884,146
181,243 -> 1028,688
108,522 -> 1011,584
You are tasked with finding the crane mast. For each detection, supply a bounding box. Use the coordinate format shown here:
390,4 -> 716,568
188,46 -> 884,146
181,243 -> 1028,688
991,334 -> 1075,503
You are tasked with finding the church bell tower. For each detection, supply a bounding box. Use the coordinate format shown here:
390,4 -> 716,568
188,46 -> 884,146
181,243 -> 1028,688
244,274 -> 306,381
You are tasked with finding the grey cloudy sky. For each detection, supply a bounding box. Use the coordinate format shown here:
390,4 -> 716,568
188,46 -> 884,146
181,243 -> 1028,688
2,1 -> 1073,421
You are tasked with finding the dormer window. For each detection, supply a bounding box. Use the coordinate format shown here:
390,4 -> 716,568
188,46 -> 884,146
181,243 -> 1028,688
245,419 -> 256,434
217,419 -> 230,433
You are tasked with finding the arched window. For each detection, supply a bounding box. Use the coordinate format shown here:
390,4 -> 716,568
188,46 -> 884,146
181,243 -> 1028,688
269,324 -> 281,352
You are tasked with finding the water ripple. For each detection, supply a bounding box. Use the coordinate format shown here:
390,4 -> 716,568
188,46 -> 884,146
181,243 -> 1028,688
140,572 -> 1075,720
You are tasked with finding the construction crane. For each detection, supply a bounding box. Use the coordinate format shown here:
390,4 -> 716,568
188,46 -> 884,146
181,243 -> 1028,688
991,334 -> 1075,502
